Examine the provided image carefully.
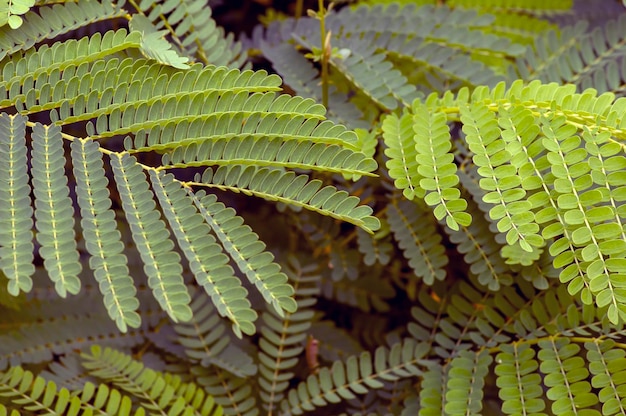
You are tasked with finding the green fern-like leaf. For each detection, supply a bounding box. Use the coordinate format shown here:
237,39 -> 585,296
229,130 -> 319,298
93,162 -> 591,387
387,199 -> 448,285
538,338 -> 598,414
163,136 -> 376,178
413,102 -> 470,230
111,153 -> 192,323
444,349 -> 493,415
585,339 -> 626,416
173,291 -> 257,377
149,171 -> 257,337
81,345 -> 223,415
197,166 -> 380,233
258,257 -> 320,413
72,138 -> 140,333
0,113 -> 34,296
419,363 -> 448,416
413,79 -> 626,323
32,123 -> 82,297
383,111 -> 424,200
279,339 -> 428,415
191,190 -> 297,317
495,343 -> 545,415
460,102 -> 542,251
0,366 -> 87,415
0,31 -> 145,106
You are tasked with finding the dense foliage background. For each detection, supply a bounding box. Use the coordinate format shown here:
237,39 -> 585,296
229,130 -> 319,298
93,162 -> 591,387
3,0 -> 626,415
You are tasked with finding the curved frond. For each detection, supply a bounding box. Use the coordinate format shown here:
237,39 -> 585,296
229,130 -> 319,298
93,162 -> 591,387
111,153 -> 192,323
278,339 -> 428,415
115,93 -> 338,149
149,170 -> 256,337
0,366 -> 131,415
0,30 -> 145,104
197,166 -> 380,233
81,345 -> 223,415
191,190 -> 296,317
382,111 -> 423,200
0,113 -> 33,295
129,14 -> 190,69
72,138 -> 140,332
32,123 -> 81,297
258,257 -> 320,413
162,136 -> 377,178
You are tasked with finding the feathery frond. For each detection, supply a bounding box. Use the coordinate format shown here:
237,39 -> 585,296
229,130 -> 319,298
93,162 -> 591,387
278,339 -> 428,415
387,199 -> 448,285
82,345 -> 223,415
0,113 -> 33,296
111,153 -> 192,323
173,291 -> 257,376
150,171 -> 257,337
32,123 -> 81,297
72,138 -> 140,333
258,257 -> 320,413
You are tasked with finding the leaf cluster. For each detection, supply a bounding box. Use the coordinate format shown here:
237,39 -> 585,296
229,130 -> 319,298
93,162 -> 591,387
1,0 -> 626,415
